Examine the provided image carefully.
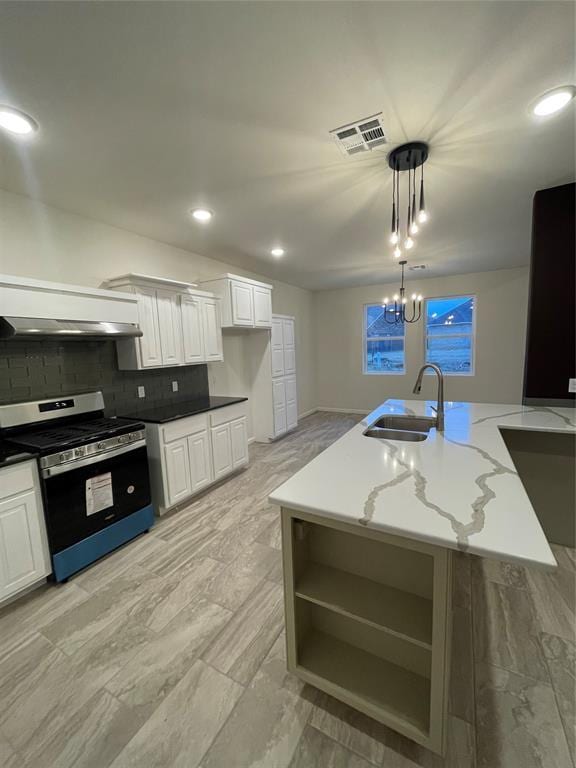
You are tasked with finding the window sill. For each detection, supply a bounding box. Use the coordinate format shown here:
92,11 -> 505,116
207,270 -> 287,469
363,371 -> 406,376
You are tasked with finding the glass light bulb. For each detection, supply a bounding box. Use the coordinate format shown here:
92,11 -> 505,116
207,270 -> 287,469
409,222 -> 419,235
411,293 -> 417,300
402,297 -> 407,305
383,297 -> 389,305
418,210 -> 428,224
393,294 -> 399,302
393,246 -> 402,258
533,89 -> 574,116
417,294 -> 423,301
405,237 -> 414,250
389,231 -> 399,245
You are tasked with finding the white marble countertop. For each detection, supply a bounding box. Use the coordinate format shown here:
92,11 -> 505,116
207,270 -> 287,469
269,400 -> 576,569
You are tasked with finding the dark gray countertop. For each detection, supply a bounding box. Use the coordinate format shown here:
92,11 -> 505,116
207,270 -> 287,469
0,442 -> 37,469
119,396 -> 248,424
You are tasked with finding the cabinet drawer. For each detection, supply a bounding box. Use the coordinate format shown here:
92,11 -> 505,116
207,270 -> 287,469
161,413 -> 209,444
0,461 -> 35,500
209,402 -> 247,427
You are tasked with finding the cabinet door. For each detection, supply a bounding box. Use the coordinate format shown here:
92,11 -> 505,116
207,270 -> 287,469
187,430 -> 213,492
201,298 -> 223,361
157,290 -> 183,366
231,282 -> 254,326
211,424 -> 233,480
0,490 -> 50,601
253,287 -> 272,327
137,287 -> 163,368
163,438 -> 192,506
271,317 -> 284,377
272,379 -> 287,437
230,417 -> 249,469
181,295 -> 205,364
285,376 -> 298,431
283,318 -> 296,374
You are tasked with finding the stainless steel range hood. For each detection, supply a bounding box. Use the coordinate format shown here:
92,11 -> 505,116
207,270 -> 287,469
0,317 -> 143,340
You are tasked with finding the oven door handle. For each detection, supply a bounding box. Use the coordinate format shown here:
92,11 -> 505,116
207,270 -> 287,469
41,439 -> 146,478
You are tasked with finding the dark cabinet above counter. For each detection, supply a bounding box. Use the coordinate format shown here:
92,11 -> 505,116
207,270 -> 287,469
524,182 -> 575,406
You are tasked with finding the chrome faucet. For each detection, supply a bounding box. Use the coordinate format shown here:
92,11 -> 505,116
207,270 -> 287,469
412,364 -> 445,432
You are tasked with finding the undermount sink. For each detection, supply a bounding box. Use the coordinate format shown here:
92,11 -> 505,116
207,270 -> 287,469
372,415 -> 436,432
363,414 -> 435,442
364,427 -> 429,442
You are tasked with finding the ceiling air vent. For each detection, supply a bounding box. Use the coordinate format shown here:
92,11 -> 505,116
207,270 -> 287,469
330,113 -> 388,156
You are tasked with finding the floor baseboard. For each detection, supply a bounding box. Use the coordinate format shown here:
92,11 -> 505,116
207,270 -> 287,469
316,406 -> 370,415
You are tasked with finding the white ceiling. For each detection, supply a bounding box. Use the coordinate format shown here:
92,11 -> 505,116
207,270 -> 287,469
0,1 -> 574,290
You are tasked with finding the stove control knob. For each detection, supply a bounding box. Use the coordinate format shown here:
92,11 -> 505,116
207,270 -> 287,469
75,446 -> 86,458
98,441 -> 106,449
119,434 -> 129,444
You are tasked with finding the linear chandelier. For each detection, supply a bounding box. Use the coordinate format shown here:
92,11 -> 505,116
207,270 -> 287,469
388,141 -> 429,259
382,260 -> 423,324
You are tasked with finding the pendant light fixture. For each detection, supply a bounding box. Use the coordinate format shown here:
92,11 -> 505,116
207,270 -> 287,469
382,260 -> 423,325
387,142 -> 429,256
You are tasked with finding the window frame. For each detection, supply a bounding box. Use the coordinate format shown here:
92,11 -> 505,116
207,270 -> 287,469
362,302 -> 406,376
423,294 -> 477,377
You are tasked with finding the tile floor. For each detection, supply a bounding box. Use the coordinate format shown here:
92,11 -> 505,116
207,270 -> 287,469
0,412 -> 574,767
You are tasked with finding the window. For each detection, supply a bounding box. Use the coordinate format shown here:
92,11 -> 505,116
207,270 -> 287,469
364,304 -> 405,374
425,296 -> 475,374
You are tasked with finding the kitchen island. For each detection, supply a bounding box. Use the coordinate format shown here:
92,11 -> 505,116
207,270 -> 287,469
269,400 -> 575,755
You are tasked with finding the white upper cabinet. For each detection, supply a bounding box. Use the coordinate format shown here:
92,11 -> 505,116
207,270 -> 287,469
199,274 -> 273,329
253,286 -> 273,327
271,317 -> 285,377
157,290 -> 183,366
105,274 -> 223,370
231,281 -> 254,326
136,286 -> 163,368
181,294 -> 205,364
201,298 -> 223,361
282,318 -> 296,375
271,316 -> 296,379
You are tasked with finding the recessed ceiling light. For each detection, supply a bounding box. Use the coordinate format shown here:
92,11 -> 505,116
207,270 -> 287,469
0,105 -> 38,136
271,247 -> 285,258
532,86 -> 575,117
190,208 -> 213,222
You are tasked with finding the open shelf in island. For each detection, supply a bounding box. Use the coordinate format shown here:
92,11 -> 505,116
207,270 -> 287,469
281,508 -> 453,756
295,561 -> 433,649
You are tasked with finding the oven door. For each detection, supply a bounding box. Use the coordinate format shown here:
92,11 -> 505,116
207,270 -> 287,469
41,442 -> 151,553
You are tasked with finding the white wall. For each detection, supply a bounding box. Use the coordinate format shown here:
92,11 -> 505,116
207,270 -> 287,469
315,267 -> 529,412
0,189 -> 530,421
0,189 -> 317,431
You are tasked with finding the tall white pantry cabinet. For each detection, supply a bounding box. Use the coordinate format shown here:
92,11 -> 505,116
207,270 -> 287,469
252,314 -> 298,442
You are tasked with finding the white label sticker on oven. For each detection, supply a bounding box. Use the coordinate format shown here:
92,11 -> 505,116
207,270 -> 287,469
86,472 -> 114,516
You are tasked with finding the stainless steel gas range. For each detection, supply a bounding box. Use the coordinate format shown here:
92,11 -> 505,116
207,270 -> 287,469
0,391 -> 154,582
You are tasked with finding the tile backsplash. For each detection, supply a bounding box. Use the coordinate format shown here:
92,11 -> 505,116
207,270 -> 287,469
0,339 -> 209,415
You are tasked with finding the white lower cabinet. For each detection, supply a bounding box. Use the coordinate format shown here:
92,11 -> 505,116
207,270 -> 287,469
164,438 -> 192,506
147,403 -> 249,514
0,461 -> 51,605
211,424 -> 233,480
272,375 -> 297,438
285,376 -> 298,431
273,379 -> 287,436
230,417 -> 249,468
188,430 -> 213,492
